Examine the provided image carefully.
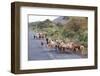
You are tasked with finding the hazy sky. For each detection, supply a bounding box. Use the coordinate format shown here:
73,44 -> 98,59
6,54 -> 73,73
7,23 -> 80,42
28,15 -> 58,22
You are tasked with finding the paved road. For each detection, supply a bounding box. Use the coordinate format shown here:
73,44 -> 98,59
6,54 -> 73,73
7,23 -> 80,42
28,31 -> 83,60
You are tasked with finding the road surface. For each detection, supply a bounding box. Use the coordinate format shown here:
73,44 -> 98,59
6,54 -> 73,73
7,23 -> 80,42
28,31 -> 84,60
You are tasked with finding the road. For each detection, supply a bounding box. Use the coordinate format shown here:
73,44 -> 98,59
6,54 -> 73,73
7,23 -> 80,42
28,31 -> 83,60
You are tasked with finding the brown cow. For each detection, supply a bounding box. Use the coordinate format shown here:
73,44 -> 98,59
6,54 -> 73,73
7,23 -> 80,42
71,43 -> 85,55
47,40 -> 57,49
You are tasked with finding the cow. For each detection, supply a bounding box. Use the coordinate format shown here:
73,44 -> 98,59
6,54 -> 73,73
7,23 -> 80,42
47,40 -> 57,49
71,42 -> 85,55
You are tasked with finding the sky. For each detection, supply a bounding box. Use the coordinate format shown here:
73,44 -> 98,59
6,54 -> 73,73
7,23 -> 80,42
28,15 -> 59,22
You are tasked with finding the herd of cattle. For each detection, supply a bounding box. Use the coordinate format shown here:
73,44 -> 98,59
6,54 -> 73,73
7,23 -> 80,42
33,32 -> 85,55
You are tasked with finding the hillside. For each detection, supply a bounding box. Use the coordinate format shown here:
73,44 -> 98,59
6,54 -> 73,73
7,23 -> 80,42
29,16 -> 88,48
53,16 -> 70,25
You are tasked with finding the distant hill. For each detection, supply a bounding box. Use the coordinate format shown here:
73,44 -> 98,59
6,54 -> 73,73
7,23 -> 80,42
29,19 -> 56,31
29,16 -> 88,32
53,16 -> 70,25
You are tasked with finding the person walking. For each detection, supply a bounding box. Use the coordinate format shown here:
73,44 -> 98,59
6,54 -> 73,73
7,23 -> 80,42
41,41 -> 44,46
46,38 -> 49,44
